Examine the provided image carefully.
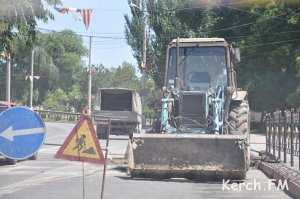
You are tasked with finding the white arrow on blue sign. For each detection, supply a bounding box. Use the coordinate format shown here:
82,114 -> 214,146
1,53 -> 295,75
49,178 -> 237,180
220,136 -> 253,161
0,107 -> 46,160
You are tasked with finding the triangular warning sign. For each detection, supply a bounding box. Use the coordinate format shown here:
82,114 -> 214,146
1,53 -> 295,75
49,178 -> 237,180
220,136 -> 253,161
55,115 -> 105,164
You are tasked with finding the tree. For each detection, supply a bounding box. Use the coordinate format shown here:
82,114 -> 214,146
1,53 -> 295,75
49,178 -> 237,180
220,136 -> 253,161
42,88 -> 68,111
112,62 -> 140,89
37,30 -> 87,92
1,29 -> 88,107
0,0 -> 57,53
91,61 -> 140,92
0,0 -> 59,101
125,0 -> 300,111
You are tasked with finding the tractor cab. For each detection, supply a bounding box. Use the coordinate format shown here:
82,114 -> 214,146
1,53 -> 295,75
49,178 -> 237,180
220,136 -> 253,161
162,38 -> 238,134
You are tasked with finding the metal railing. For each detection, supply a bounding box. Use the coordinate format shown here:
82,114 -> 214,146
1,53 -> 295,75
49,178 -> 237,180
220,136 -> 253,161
265,109 -> 300,169
36,109 -> 155,129
35,110 -> 82,122
143,113 -> 155,128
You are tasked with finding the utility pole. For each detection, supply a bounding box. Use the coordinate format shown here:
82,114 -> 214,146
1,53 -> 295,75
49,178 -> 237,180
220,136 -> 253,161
130,1 -> 148,126
142,13 -> 147,71
30,49 -> 34,109
141,2 -> 148,127
6,52 -> 11,105
88,36 -> 92,115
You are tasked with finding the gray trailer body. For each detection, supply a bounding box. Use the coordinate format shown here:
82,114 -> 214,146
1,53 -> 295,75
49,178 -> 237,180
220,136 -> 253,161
94,88 -> 142,138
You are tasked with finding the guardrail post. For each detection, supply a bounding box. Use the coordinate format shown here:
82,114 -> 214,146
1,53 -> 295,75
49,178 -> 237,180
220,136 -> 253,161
272,113 -> 276,157
298,109 -> 300,170
266,113 -> 270,153
278,110 -> 282,159
284,110 -> 287,163
291,108 -> 294,167
268,113 -> 272,155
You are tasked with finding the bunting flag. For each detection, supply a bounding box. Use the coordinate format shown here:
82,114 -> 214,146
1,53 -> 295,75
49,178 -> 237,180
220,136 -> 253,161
54,6 -> 79,14
53,6 -> 92,30
79,9 -> 93,30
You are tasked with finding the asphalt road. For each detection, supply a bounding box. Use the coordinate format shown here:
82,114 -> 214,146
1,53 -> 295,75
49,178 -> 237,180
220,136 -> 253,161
0,122 -> 292,199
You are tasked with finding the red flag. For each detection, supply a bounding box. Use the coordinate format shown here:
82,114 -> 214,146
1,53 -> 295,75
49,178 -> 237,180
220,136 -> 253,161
80,9 -> 93,30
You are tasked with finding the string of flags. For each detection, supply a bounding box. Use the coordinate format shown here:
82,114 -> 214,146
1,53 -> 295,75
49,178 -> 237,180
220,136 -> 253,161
54,6 -> 93,30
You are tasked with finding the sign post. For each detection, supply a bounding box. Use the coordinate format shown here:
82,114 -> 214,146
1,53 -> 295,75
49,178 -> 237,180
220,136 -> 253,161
99,118 -> 111,199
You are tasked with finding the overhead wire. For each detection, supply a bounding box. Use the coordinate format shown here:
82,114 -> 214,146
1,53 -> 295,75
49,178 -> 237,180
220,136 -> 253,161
242,38 -> 300,48
37,27 -> 126,39
202,10 -> 299,34
38,4 -> 300,60
225,29 -> 300,40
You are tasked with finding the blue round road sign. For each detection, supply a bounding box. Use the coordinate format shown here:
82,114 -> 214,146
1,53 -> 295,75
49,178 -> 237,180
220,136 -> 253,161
0,107 -> 46,160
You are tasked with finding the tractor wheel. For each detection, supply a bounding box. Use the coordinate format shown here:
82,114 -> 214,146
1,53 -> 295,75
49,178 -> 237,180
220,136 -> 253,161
228,100 -> 250,135
228,100 -> 250,170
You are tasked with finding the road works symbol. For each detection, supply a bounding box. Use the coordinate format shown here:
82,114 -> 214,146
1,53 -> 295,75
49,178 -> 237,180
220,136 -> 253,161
55,115 -> 105,164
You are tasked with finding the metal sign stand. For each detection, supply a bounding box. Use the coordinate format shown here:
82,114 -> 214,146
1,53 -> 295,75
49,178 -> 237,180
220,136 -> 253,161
100,119 -> 111,199
75,122 -> 86,199
82,160 -> 86,199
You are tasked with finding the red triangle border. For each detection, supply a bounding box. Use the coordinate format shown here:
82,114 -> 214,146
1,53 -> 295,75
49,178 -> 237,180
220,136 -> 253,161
54,115 -> 105,164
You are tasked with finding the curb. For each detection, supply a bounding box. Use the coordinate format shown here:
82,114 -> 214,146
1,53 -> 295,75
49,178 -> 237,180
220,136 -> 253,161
259,161 -> 300,198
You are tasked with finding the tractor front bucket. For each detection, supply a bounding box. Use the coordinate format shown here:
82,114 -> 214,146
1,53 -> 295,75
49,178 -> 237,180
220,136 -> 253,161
127,133 -> 250,180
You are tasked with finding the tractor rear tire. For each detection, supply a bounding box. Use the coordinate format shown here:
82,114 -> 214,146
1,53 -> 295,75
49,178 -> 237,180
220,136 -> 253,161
228,100 -> 250,135
228,100 -> 250,170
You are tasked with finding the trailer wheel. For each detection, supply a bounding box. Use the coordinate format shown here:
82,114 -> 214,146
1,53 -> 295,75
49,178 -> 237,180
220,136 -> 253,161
97,125 -> 108,140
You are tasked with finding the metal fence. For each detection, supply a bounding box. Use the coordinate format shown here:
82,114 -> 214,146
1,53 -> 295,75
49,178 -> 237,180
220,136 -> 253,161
35,110 -> 82,122
143,113 -> 155,128
265,109 -> 300,169
36,109 -> 155,128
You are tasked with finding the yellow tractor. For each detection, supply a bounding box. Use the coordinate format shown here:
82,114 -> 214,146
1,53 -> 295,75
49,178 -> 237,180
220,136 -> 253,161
128,38 -> 250,180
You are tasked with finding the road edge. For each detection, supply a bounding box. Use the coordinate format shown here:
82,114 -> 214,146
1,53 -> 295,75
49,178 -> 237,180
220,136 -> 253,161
259,161 -> 300,199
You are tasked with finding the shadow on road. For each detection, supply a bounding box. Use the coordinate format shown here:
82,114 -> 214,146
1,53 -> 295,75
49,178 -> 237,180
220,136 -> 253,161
0,158 -> 16,166
116,175 -> 224,184
111,165 -> 128,173
110,164 -> 246,184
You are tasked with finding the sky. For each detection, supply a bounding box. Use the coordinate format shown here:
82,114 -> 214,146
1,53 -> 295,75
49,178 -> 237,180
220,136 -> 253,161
38,0 -> 136,69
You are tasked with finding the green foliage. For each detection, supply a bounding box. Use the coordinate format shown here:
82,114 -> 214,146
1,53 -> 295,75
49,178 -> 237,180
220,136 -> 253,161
2,34 -> 143,112
67,84 -> 84,111
287,88 -> 300,107
38,30 -> 87,92
142,77 -> 157,118
0,0 -> 57,53
42,85 -> 84,111
112,61 -> 140,89
0,29 -> 88,108
0,1 -> 144,113
125,0 -> 300,111
42,88 -> 69,110
91,61 -> 140,92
